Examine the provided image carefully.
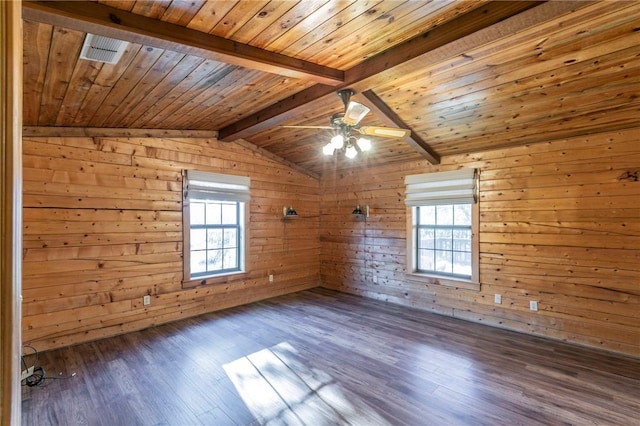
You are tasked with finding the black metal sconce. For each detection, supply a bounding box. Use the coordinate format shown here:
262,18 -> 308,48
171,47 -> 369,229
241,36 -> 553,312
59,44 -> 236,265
352,204 -> 369,217
283,206 -> 298,217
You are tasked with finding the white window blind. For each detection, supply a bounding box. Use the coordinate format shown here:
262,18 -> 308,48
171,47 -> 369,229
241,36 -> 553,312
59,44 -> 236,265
404,169 -> 477,206
184,170 -> 250,202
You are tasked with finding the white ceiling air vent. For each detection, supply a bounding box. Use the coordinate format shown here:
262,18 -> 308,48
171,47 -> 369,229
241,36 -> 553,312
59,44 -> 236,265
80,34 -> 128,64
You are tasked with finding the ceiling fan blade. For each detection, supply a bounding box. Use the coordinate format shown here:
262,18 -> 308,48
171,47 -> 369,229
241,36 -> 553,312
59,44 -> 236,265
358,126 -> 411,138
343,101 -> 370,126
280,125 -> 333,130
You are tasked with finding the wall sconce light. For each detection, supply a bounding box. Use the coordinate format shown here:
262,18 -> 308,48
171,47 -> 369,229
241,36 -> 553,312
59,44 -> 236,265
283,206 -> 298,217
352,204 -> 369,217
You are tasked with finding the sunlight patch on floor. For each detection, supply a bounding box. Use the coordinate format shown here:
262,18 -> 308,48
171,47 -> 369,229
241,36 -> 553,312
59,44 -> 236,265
224,342 -> 392,425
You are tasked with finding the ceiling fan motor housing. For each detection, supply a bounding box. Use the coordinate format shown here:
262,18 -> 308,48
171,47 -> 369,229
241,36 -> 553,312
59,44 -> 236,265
330,113 -> 347,129
336,89 -> 355,108
330,113 -> 356,142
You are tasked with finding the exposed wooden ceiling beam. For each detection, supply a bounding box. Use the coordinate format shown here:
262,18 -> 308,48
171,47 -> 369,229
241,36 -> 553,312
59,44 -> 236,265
21,1 -> 344,86
22,126 -> 219,139
219,1 -> 588,142
359,90 -> 440,165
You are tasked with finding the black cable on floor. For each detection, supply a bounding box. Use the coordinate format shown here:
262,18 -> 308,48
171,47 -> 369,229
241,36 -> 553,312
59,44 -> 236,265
22,345 -> 76,388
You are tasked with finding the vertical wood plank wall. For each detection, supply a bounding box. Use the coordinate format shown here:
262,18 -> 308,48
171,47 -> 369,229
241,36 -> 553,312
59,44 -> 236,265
22,136 -> 320,351
320,129 -> 640,357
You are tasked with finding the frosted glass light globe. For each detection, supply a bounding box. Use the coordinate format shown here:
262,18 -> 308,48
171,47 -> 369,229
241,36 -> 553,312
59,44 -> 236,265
323,143 -> 335,155
357,137 -> 371,151
330,134 -> 344,149
345,145 -> 357,159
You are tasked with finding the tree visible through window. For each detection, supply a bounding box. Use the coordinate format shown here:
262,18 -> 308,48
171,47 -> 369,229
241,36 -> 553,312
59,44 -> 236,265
416,204 -> 472,278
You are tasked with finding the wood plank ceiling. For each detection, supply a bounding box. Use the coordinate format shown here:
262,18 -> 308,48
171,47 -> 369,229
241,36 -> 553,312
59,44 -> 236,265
22,1 -> 640,177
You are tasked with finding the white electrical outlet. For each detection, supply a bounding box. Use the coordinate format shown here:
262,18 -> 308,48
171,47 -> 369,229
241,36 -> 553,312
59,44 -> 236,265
143,295 -> 151,306
494,294 -> 502,304
21,366 -> 35,381
529,300 -> 538,311
269,274 -> 274,283
372,275 -> 378,284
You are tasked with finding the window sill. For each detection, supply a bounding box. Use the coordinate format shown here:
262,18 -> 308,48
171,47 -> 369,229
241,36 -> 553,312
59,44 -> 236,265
406,272 -> 480,291
182,271 -> 247,288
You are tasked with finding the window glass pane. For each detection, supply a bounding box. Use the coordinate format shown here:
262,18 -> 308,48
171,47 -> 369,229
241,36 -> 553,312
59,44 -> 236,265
191,250 -> 206,274
453,251 -> 471,276
224,228 -> 237,248
418,249 -> 435,271
207,250 -> 223,271
436,205 -> 453,225
414,202 -> 473,279
190,202 -> 205,225
419,206 -> 436,225
454,204 -> 472,226
223,248 -> 237,269
418,228 -> 435,249
206,202 -> 221,225
221,203 -> 237,225
435,229 -> 452,250
207,229 -> 223,249
435,250 -> 453,274
190,229 -> 206,250
453,229 -> 472,252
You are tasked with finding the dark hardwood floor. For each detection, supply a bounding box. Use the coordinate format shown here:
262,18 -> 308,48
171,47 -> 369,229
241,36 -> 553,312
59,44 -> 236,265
22,288 -> 640,425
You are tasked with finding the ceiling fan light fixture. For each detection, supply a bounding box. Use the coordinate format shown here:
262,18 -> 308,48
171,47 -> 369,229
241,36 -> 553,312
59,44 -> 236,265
345,144 -> 358,159
357,137 -> 371,152
298,88 -> 409,160
331,134 -> 344,149
323,143 -> 335,155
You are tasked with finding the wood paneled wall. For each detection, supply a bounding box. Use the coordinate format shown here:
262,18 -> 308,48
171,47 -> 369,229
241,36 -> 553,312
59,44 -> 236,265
22,136 -> 320,351
22,129 -> 640,357
320,129 -> 640,357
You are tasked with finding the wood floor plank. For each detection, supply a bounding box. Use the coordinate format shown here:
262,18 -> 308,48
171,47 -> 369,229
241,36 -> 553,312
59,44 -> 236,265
21,288 -> 640,425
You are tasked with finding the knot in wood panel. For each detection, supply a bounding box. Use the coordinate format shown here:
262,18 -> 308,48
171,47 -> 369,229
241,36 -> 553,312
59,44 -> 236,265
618,171 -> 638,182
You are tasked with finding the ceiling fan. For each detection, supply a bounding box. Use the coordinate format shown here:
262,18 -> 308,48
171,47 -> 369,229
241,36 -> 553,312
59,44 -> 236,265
282,89 -> 411,158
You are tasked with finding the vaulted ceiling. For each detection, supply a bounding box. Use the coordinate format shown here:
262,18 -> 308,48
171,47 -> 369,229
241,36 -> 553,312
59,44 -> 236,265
22,1 -> 640,177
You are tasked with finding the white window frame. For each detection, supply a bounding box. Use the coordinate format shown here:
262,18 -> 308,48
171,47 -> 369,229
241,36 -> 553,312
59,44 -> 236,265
182,170 -> 250,287
405,169 -> 480,291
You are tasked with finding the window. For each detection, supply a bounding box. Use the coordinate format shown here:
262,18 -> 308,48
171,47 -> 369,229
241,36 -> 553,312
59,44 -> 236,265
415,204 -> 472,278
189,200 -> 242,277
405,169 -> 479,289
183,170 -> 249,284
